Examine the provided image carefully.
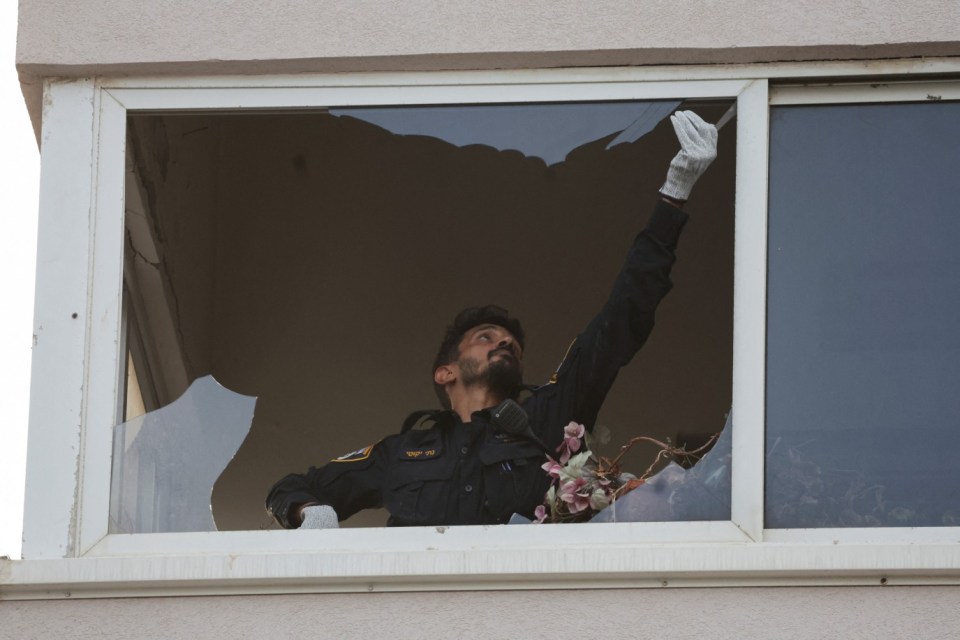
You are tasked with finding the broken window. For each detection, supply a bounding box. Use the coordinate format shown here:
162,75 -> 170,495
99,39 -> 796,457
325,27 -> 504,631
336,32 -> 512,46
118,99 -> 736,532
765,100 -> 960,528
110,375 -> 255,533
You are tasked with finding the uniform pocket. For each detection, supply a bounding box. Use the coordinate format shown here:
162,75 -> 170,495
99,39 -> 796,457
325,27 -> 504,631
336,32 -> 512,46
478,439 -> 549,522
385,446 -> 456,526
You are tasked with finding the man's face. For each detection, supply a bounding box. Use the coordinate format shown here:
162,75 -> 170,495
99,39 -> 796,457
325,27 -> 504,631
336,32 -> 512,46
455,323 -> 524,395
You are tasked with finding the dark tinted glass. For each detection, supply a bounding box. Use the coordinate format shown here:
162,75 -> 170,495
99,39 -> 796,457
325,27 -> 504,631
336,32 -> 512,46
766,101 -> 960,528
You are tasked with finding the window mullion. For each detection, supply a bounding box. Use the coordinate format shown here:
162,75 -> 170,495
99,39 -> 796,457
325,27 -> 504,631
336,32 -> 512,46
729,79 -> 769,542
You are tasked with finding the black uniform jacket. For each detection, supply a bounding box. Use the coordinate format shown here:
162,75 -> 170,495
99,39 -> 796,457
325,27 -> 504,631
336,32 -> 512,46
266,200 -> 688,528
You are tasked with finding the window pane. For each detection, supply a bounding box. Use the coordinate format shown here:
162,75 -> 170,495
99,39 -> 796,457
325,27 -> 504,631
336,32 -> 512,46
766,101 -> 960,528
119,99 -> 736,530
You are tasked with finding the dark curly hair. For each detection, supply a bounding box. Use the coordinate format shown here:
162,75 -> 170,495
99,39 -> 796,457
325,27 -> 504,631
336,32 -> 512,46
432,305 -> 525,409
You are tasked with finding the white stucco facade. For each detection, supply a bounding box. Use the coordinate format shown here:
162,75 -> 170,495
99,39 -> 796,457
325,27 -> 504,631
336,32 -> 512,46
15,1 -> 960,130
16,0 -> 960,70
7,2 -> 960,637
6,587 -> 960,640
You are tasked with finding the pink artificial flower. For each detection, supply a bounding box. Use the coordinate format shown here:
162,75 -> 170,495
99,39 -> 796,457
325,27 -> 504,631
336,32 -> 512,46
541,458 -> 563,479
568,495 -> 591,513
558,479 -> 580,502
559,477 -> 591,513
562,422 -> 585,454
534,505 -> 548,524
554,422 -> 585,464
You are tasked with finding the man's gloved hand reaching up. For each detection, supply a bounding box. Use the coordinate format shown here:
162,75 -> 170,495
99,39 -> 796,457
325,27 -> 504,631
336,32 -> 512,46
660,110 -> 718,203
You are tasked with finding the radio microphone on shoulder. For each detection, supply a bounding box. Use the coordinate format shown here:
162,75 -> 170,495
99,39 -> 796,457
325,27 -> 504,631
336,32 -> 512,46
491,399 -> 553,458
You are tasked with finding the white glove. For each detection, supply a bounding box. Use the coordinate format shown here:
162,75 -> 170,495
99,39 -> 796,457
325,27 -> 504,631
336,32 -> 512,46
659,111 -> 718,202
299,504 -> 339,529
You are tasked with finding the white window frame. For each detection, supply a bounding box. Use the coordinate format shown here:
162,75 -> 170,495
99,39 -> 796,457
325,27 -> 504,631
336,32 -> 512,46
10,60 -> 960,599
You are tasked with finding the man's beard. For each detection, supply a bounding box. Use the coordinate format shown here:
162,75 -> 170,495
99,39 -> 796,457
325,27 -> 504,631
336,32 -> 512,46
458,354 -> 523,399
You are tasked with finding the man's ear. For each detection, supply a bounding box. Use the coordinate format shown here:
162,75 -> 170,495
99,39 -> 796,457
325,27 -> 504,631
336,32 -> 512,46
434,364 -> 457,386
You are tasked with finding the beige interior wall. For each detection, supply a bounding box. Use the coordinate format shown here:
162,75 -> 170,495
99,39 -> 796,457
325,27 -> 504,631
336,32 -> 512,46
5,586 -> 960,639
126,105 -> 734,530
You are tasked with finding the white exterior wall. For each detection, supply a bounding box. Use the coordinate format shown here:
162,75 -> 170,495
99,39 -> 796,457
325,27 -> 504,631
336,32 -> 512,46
9,1 -> 960,636
5,587 -> 960,639
16,0 -> 960,71
15,0 -> 960,129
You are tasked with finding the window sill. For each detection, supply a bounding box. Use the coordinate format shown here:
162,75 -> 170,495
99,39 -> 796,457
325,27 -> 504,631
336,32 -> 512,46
3,524 -> 960,600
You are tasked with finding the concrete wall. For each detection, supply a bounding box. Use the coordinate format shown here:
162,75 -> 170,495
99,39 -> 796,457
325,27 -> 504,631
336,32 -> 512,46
15,1 -> 960,131
12,0 -> 960,632
16,0 -> 960,74
5,586 -> 960,639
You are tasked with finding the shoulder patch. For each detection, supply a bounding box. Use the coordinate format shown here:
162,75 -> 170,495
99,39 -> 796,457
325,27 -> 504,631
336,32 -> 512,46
330,445 -> 374,463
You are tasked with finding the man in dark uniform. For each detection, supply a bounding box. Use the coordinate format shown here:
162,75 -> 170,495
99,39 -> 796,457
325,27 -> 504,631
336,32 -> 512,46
266,110 -> 718,529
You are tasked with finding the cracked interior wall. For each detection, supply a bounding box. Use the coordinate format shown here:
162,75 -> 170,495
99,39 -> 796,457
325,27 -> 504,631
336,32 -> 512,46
125,116 -> 220,408
124,106 -> 735,530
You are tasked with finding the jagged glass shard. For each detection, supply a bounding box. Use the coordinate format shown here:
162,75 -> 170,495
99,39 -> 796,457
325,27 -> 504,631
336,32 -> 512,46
605,102 -> 683,149
109,375 -> 256,533
589,413 -> 732,523
332,101 -> 680,166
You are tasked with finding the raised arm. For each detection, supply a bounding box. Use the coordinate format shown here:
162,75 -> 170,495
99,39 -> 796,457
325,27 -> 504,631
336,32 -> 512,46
527,111 -> 718,437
